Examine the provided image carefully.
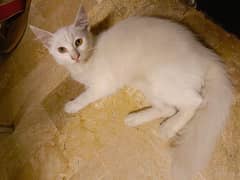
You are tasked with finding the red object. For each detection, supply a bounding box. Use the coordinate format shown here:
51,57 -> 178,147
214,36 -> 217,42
0,0 -> 25,22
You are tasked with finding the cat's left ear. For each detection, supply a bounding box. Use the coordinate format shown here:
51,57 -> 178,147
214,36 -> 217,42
29,25 -> 53,48
74,6 -> 89,30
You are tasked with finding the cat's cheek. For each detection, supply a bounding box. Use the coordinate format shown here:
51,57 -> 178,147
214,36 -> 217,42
59,55 -> 75,65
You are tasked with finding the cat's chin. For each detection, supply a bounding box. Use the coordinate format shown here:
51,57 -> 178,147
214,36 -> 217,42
63,60 -> 85,66
53,56 -> 81,65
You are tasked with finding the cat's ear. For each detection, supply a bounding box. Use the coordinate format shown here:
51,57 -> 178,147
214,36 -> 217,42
74,7 -> 89,30
29,25 -> 53,48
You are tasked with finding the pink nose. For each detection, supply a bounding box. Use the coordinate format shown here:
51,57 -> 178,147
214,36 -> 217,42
71,54 -> 80,61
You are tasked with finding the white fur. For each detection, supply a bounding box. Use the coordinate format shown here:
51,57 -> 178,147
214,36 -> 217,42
30,8 -> 233,180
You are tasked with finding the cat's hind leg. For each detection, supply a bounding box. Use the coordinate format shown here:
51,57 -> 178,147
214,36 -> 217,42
125,80 -> 177,127
125,81 -> 203,140
158,91 -> 202,140
125,105 -> 177,127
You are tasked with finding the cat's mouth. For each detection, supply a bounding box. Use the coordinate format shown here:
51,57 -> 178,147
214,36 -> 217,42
71,48 -> 94,63
74,57 -> 86,64
71,55 -> 81,63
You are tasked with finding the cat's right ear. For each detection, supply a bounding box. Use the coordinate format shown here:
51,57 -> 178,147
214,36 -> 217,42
74,7 -> 89,30
29,25 -> 53,48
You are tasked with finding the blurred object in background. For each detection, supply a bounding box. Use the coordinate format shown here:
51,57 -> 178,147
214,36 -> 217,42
0,124 -> 14,134
0,0 -> 31,133
196,0 -> 240,37
0,0 -> 31,54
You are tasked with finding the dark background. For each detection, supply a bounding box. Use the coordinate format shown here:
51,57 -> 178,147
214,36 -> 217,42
196,0 -> 240,38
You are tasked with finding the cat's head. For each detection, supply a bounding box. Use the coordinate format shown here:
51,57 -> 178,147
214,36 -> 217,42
30,7 -> 93,66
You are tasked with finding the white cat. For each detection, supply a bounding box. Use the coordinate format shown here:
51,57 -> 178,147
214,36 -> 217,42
30,7 -> 233,180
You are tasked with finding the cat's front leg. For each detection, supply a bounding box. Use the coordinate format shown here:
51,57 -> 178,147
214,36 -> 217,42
64,86 -> 117,113
64,89 -> 97,113
64,92 -> 89,113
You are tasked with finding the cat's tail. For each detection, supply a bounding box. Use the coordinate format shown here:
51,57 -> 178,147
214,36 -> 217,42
171,62 -> 233,180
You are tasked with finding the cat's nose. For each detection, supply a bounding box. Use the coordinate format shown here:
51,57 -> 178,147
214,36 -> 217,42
71,53 -> 80,61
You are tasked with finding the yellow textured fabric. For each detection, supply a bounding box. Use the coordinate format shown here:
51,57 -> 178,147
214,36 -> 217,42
0,0 -> 240,179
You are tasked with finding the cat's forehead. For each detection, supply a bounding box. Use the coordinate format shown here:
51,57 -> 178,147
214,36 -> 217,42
54,26 -> 86,40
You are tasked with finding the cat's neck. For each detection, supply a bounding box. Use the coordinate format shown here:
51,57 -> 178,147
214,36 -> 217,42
65,63 -> 84,75
64,57 -> 93,84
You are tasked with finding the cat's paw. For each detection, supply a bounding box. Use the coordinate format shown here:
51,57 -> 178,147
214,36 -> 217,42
64,101 -> 82,113
124,116 -> 142,127
158,123 -> 177,140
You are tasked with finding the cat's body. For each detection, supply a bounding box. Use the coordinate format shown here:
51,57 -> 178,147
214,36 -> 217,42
66,16 -> 210,120
30,8 -> 233,180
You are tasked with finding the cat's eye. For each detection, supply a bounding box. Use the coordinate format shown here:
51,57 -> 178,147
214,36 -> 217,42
58,47 -> 67,53
75,38 -> 83,47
